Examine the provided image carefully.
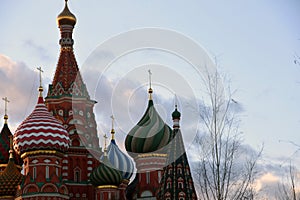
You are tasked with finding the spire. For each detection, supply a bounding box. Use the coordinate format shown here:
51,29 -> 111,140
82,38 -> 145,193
2,97 -> 9,124
172,101 -> 181,129
110,115 -> 115,140
48,0 -> 88,98
148,69 -> 153,100
37,67 -> 44,97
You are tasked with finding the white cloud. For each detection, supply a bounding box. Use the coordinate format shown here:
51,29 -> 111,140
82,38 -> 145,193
0,54 -> 40,131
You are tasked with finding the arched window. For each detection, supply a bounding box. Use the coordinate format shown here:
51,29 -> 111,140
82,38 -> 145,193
177,167 -> 182,174
141,190 -> 153,197
178,182 -> 183,188
167,182 -> 171,188
74,169 -> 81,182
58,109 -> 64,116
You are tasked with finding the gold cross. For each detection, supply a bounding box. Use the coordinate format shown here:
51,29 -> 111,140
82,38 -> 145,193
103,133 -> 108,151
148,69 -> 152,89
2,97 -> 9,116
110,115 -> 115,139
110,115 -> 115,130
37,67 -> 44,87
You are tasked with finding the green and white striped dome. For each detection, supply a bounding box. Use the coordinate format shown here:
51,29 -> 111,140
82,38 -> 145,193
89,154 -> 122,187
125,99 -> 172,154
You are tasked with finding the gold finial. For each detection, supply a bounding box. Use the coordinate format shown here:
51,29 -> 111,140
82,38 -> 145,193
57,0 -> 77,27
9,136 -> 13,159
148,69 -> 153,100
110,115 -> 115,140
103,134 -> 108,156
2,97 -> 9,124
37,67 -> 44,97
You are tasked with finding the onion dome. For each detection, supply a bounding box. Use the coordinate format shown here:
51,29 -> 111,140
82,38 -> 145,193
125,87 -> 172,154
90,151 -> 122,187
57,0 -> 76,27
14,87 -> 69,155
0,99 -> 22,167
104,121 -> 134,180
172,105 -> 181,119
0,123 -> 22,167
0,137 -> 24,198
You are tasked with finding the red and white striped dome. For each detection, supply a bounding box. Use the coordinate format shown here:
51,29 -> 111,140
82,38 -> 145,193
14,96 -> 69,155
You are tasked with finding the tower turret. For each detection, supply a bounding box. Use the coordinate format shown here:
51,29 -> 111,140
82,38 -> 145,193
45,2 -> 101,199
157,105 -> 198,200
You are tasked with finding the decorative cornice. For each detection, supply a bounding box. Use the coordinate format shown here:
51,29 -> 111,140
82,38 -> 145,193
97,185 -> 118,189
137,153 -> 167,158
21,150 -> 64,159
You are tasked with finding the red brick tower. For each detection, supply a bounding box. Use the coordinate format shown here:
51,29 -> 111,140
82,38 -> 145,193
45,1 -> 101,199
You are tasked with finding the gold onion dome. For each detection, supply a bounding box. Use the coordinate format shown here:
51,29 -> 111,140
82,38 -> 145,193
57,0 -> 76,27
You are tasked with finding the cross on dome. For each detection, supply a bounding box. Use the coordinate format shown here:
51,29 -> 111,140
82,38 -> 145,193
37,67 -> 44,96
2,97 -> 9,124
110,115 -> 115,140
148,69 -> 153,100
103,133 -> 108,155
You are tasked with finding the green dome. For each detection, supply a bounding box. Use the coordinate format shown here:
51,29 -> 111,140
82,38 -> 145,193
125,100 -> 172,154
89,155 -> 122,187
172,107 -> 181,119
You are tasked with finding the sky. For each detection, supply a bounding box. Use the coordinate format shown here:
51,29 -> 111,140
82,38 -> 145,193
0,0 -> 300,198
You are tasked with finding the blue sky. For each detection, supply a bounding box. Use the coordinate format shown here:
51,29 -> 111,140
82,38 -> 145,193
0,0 -> 300,196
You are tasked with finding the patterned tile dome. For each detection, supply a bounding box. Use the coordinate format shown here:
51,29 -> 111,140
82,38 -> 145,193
14,94 -> 69,155
90,154 -> 122,187
104,130 -> 134,180
0,139 -> 24,198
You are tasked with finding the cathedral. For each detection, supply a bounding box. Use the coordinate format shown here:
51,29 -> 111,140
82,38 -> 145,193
0,1 -> 197,199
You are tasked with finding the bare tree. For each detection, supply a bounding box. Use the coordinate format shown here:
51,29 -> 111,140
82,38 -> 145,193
194,70 -> 262,200
294,53 -> 300,66
277,163 -> 300,200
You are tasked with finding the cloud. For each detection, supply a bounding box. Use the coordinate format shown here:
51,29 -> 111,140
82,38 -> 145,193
23,40 -> 52,62
0,54 -> 40,131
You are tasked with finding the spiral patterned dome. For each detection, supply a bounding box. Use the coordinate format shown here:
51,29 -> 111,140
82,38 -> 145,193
0,152 -> 23,197
14,95 -> 69,155
125,99 -> 172,154
104,135 -> 134,180
90,154 -> 122,187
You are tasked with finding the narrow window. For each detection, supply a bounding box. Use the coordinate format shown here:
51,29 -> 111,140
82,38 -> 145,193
75,170 -> 80,182
158,171 -> 162,183
33,167 -> 37,180
146,171 -> 150,184
46,166 -> 49,179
